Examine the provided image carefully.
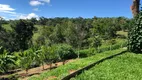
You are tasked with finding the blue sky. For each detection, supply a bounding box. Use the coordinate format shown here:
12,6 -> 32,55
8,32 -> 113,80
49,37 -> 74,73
0,0 -> 139,20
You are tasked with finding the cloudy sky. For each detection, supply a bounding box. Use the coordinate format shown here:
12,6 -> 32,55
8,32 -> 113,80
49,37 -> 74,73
0,0 -> 138,20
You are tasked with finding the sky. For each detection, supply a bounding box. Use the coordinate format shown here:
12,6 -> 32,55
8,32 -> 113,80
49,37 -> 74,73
0,0 -> 140,20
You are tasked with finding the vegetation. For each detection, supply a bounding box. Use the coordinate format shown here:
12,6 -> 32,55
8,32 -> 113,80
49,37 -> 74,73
0,47 -> 15,74
28,49 -> 125,80
0,16 -> 132,79
1,17 -> 131,52
128,11 -> 142,53
72,52 -> 142,80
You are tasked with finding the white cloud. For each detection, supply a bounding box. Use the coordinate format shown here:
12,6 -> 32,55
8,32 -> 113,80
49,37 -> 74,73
0,4 -> 39,20
30,0 -> 44,6
0,4 -> 15,14
29,0 -> 50,6
0,4 -> 15,11
19,13 -> 39,19
33,8 -> 39,11
40,0 -> 50,3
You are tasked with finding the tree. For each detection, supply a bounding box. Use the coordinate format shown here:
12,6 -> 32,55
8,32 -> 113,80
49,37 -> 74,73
64,21 -> 78,47
30,18 -> 37,25
56,44 -> 77,65
38,17 -> 47,25
39,46 -> 48,70
88,36 -> 102,52
0,22 -> 17,52
19,49 -> 33,74
128,11 -> 142,53
11,19 -> 35,51
50,24 -> 65,43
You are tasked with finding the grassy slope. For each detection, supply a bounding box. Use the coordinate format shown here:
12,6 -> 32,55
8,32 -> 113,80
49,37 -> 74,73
117,31 -> 128,37
28,49 -> 125,80
2,24 -> 13,31
72,52 -> 142,80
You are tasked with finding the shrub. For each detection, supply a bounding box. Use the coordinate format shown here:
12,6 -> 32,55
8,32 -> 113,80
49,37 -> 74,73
77,48 -> 95,58
56,44 -> 77,60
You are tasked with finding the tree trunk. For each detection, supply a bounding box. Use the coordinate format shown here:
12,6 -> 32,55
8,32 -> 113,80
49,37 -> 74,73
50,63 -> 52,70
63,60 -> 65,65
42,63 -> 44,70
55,63 -> 58,68
131,0 -> 140,17
26,69 -> 28,75
77,46 -> 80,59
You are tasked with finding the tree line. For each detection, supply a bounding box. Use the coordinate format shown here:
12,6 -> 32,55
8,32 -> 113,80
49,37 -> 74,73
0,17 -> 133,53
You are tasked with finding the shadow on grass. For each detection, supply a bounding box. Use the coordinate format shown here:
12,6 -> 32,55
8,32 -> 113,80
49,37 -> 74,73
62,50 -> 127,80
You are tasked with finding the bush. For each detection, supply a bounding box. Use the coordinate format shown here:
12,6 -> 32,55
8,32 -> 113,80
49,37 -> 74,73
55,44 -> 77,60
77,48 -> 95,58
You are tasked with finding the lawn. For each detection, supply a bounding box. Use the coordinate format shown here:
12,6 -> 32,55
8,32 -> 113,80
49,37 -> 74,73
28,49 -> 125,80
72,52 -> 142,80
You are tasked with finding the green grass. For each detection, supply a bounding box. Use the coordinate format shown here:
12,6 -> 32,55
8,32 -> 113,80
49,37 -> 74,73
117,31 -> 128,37
28,49 -> 125,80
72,52 -> 142,80
2,24 -> 13,31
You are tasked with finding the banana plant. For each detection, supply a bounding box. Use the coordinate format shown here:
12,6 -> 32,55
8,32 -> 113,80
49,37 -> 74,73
0,49 -> 15,73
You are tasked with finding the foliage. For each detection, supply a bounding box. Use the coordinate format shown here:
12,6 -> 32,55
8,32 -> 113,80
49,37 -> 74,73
128,11 -> 142,53
1,17 -> 132,52
19,49 -> 34,73
56,44 -> 77,60
41,44 -> 77,63
11,19 -> 35,51
50,24 -> 65,43
88,36 -> 102,52
77,48 -> 95,58
0,48 -> 15,73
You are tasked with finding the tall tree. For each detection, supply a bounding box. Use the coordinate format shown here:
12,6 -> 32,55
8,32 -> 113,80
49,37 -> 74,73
11,20 -> 34,51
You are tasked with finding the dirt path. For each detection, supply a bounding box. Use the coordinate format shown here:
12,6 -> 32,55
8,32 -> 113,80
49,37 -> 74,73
0,59 -> 75,80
